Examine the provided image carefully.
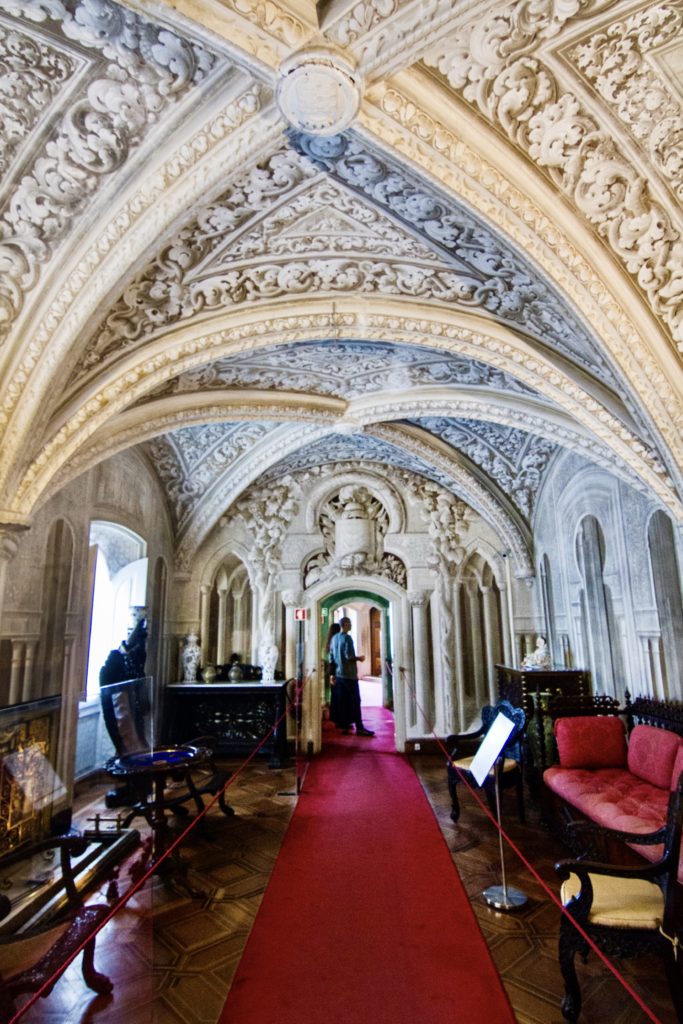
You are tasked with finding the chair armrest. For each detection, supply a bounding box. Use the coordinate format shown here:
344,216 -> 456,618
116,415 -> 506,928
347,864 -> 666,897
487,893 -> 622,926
0,832 -> 87,871
445,728 -> 484,761
555,857 -> 665,884
564,818 -> 667,847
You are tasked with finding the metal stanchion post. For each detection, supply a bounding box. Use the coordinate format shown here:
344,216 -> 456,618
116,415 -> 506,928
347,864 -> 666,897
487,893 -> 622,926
483,763 -> 527,911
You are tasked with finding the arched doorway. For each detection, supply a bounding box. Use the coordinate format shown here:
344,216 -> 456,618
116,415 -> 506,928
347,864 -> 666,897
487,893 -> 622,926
319,588 -> 393,713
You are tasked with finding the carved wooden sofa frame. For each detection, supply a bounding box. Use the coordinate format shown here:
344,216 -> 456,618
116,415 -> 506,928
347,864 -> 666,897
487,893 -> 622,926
0,833 -> 120,1021
538,692 -> 683,878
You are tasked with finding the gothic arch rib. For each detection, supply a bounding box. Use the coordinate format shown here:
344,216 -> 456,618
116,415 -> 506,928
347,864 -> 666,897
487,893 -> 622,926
10,299 -> 676,524
1,51 -> 681,523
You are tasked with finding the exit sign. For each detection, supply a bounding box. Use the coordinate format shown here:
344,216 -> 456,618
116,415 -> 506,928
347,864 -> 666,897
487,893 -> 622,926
294,608 -> 308,620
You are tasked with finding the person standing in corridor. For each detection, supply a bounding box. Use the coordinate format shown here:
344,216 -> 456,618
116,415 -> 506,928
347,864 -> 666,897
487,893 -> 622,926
329,616 -> 374,736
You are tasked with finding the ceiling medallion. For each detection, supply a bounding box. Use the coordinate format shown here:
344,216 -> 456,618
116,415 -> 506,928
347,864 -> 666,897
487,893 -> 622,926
277,48 -> 361,136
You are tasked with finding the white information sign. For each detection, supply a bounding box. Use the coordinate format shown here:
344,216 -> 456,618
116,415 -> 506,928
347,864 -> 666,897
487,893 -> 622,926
469,712 -> 515,787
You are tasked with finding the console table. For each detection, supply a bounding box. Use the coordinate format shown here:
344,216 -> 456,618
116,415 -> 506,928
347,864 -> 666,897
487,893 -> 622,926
495,665 -> 589,718
495,665 -> 590,787
163,682 -> 289,767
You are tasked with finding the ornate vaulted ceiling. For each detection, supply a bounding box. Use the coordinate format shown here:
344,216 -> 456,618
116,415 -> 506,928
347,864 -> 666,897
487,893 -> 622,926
1,0 -> 681,568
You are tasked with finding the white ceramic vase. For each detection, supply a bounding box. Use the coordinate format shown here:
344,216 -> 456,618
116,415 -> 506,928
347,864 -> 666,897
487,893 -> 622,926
182,633 -> 201,682
259,640 -> 279,685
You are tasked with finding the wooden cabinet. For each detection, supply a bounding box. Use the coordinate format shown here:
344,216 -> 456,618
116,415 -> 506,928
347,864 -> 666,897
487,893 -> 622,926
495,665 -> 590,782
163,682 -> 289,767
495,665 -> 589,718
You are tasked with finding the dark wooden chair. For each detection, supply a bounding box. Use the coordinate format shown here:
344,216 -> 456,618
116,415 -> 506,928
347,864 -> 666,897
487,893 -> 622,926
446,699 -> 526,824
0,834 -> 114,1022
555,773 -> 683,1022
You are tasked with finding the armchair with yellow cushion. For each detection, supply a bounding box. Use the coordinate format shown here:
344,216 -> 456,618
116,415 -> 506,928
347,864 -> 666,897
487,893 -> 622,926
555,772 -> 683,1022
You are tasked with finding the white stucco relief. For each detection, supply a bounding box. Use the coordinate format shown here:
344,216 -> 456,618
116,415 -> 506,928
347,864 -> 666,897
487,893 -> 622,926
423,1 -> 683,351
9,304 -> 679,525
0,0 -> 223,348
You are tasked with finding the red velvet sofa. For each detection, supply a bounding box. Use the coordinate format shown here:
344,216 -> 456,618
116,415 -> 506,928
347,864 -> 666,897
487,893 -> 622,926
543,715 -> 683,882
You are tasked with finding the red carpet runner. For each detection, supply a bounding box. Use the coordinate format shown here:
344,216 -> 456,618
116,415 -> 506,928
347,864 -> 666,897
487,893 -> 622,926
218,706 -> 515,1023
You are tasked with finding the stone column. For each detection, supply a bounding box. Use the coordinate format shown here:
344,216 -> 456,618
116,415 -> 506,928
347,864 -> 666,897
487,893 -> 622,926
250,587 -> 259,664
216,588 -> 228,665
281,591 -> 303,681
499,585 -> 513,667
0,530 -> 21,635
232,585 -> 244,657
9,640 -> 24,706
650,636 -> 665,700
481,586 -> 497,703
22,639 -> 37,702
466,581 -> 485,707
452,581 -> 466,731
199,584 -> 210,665
504,553 -> 517,668
408,591 -> 431,733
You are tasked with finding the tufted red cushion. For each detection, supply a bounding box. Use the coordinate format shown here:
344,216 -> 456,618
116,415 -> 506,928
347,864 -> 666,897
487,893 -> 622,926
544,765 -> 683,883
627,725 -> 681,790
554,716 -> 627,769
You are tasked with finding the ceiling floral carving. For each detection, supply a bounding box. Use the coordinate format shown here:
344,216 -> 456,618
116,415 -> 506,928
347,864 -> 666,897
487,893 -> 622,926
0,18 -> 78,180
143,339 -> 536,403
257,432 -> 458,491
289,130 -> 617,384
0,0 -> 223,347
72,147 -> 319,382
70,126 -> 620,392
145,421 -> 275,532
423,0 -> 683,350
413,416 -> 557,517
570,3 -> 683,204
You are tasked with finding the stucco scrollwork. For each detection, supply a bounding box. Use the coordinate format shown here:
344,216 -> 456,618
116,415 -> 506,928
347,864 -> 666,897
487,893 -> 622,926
146,339 -> 535,404
224,475 -> 302,634
0,0 -> 220,345
145,422 -> 274,531
0,20 -> 77,178
361,82 -> 683,468
417,416 -> 556,517
423,4 -> 683,348
289,130 -> 614,380
571,3 -> 683,203
76,148 -> 318,377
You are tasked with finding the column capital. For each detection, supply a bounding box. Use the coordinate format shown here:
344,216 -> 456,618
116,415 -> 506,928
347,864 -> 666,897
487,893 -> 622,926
408,590 -> 428,607
281,589 -> 304,608
0,521 -> 29,561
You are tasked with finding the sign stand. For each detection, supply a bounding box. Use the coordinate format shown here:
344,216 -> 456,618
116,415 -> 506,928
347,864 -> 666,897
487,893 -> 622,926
468,711 -> 527,912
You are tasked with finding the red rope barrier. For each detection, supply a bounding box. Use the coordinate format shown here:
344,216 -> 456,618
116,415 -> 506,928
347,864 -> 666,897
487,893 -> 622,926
8,683 -> 301,1024
399,668 -> 663,1024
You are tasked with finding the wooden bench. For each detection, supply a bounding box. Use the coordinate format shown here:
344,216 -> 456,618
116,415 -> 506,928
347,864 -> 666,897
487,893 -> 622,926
538,693 -> 683,882
0,829 -> 138,1021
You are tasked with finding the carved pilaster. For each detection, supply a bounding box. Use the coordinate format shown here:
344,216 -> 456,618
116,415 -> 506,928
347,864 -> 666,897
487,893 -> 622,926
408,590 -> 431,733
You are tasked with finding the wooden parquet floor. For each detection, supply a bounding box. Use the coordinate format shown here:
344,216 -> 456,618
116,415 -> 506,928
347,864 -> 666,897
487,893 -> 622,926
10,751 -> 677,1024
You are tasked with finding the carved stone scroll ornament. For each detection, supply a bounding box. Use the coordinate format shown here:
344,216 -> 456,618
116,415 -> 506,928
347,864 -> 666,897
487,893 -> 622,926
145,422 -> 275,532
422,2 -> 683,348
0,21 -> 76,179
570,3 -> 683,203
143,339 -> 535,404
224,477 -> 302,660
414,481 -> 468,701
75,148 -> 318,377
416,416 -> 557,517
303,482 -> 391,587
0,0 -> 220,345
288,130 -> 616,381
